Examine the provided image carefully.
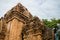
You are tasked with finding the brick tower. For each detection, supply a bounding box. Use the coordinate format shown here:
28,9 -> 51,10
0,3 -> 54,40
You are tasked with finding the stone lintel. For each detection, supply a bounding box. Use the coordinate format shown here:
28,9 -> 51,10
6,16 -> 25,24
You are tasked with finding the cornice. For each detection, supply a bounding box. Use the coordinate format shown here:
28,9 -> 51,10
6,16 -> 26,24
4,11 -> 29,21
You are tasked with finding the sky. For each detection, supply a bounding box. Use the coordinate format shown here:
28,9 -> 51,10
0,0 -> 60,20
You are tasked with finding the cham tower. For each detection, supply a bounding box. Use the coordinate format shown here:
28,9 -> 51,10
0,3 -> 54,40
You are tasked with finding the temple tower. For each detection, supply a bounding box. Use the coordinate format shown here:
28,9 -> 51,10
0,3 -> 54,40
4,3 -> 32,40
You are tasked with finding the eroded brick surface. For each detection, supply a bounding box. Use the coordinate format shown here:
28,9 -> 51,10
0,3 -> 54,40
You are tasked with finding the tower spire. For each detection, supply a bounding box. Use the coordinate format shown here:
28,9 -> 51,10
4,3 -> 32,19
11,3 -> 24,13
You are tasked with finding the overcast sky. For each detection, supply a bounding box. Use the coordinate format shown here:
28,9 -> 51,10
0,0 -> 60,20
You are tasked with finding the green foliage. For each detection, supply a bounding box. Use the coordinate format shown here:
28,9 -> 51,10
42,18 -> 60,29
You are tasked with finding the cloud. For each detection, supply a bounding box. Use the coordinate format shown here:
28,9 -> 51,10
0,0 -> 60,20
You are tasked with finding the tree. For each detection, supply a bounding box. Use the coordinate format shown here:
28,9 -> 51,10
42,18 -> 60,29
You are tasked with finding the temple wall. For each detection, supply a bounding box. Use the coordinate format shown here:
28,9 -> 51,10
23,34 -> 42,40
23,29 -> 42,40
5,19 -> 24,40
